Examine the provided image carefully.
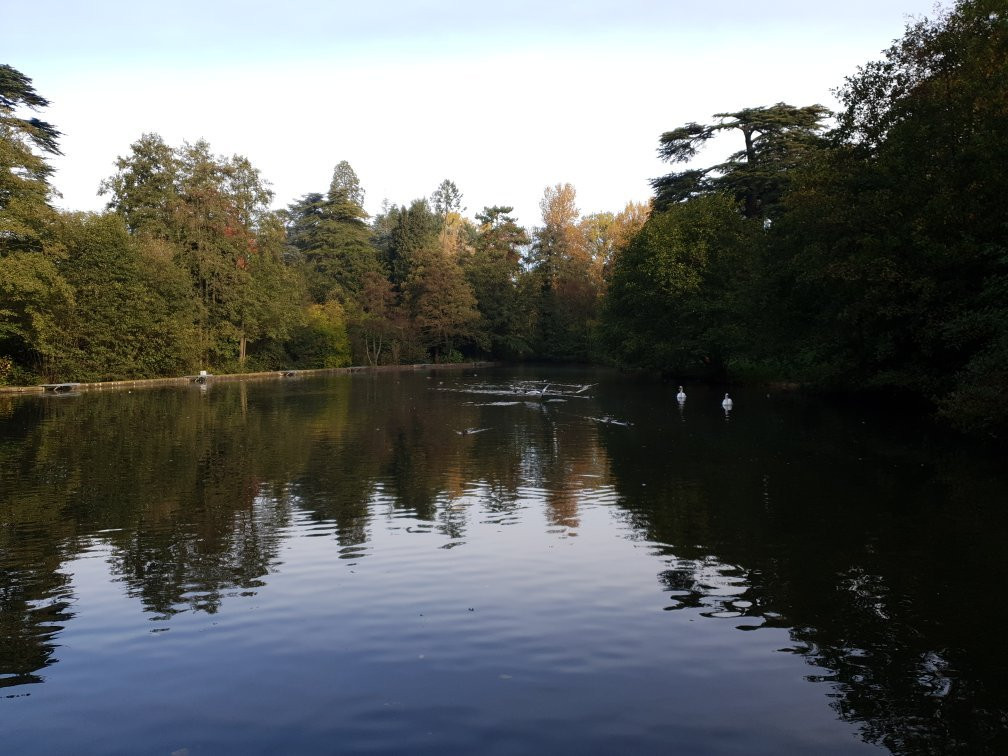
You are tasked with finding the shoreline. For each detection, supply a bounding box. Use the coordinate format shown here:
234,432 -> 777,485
0,361 -> 500,396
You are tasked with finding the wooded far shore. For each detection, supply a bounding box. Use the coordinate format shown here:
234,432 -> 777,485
2,2 -> 1005,437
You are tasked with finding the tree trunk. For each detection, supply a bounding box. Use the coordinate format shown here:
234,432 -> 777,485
742,126 -> 759,219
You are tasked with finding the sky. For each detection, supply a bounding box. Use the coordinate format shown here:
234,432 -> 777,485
7,0 -> 945,228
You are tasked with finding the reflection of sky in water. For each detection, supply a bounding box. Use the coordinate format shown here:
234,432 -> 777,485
31,490 -> 869,755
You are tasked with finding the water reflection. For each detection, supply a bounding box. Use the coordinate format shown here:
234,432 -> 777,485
596,380 -> 1008,754
1,374 -> 1007,754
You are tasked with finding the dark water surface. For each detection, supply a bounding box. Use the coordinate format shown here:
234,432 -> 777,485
2,367 -> 1006,754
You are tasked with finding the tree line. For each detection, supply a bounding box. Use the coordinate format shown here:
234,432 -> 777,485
1,0 -> 1004,434
0,69 -> 646,380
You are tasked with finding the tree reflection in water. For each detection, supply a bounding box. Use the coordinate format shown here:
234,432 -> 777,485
597,381 -> 1008,754
1,372 -> 1006,753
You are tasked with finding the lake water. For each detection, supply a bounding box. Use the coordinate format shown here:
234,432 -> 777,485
1,367 -> 1006,754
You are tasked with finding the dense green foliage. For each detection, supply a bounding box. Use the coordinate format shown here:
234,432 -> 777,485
784,0 -> 1008,435
1,0 -> 1004,435
464,206 -> 531,359
0,64 -> 67,381
286,161 -> 378,305
608,0 -> 1007,436
652,103 -> 830,219
605,193 -> 758,377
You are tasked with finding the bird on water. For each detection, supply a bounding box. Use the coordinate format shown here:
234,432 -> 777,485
677,386 -> 686,403
722,393 -> 733,410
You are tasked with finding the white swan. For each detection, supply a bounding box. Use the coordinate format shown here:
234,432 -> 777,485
722,393 -> 733,410
676,386 -> 686,403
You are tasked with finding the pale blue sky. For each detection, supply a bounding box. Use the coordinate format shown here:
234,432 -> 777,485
7,0 -> 944,226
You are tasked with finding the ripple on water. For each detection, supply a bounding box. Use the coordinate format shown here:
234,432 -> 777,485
338,544 -> 370,560
479,513 -> 523,526
577,486 -> 620,510
703,610 -> 745,619
8,371 -> 991,755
